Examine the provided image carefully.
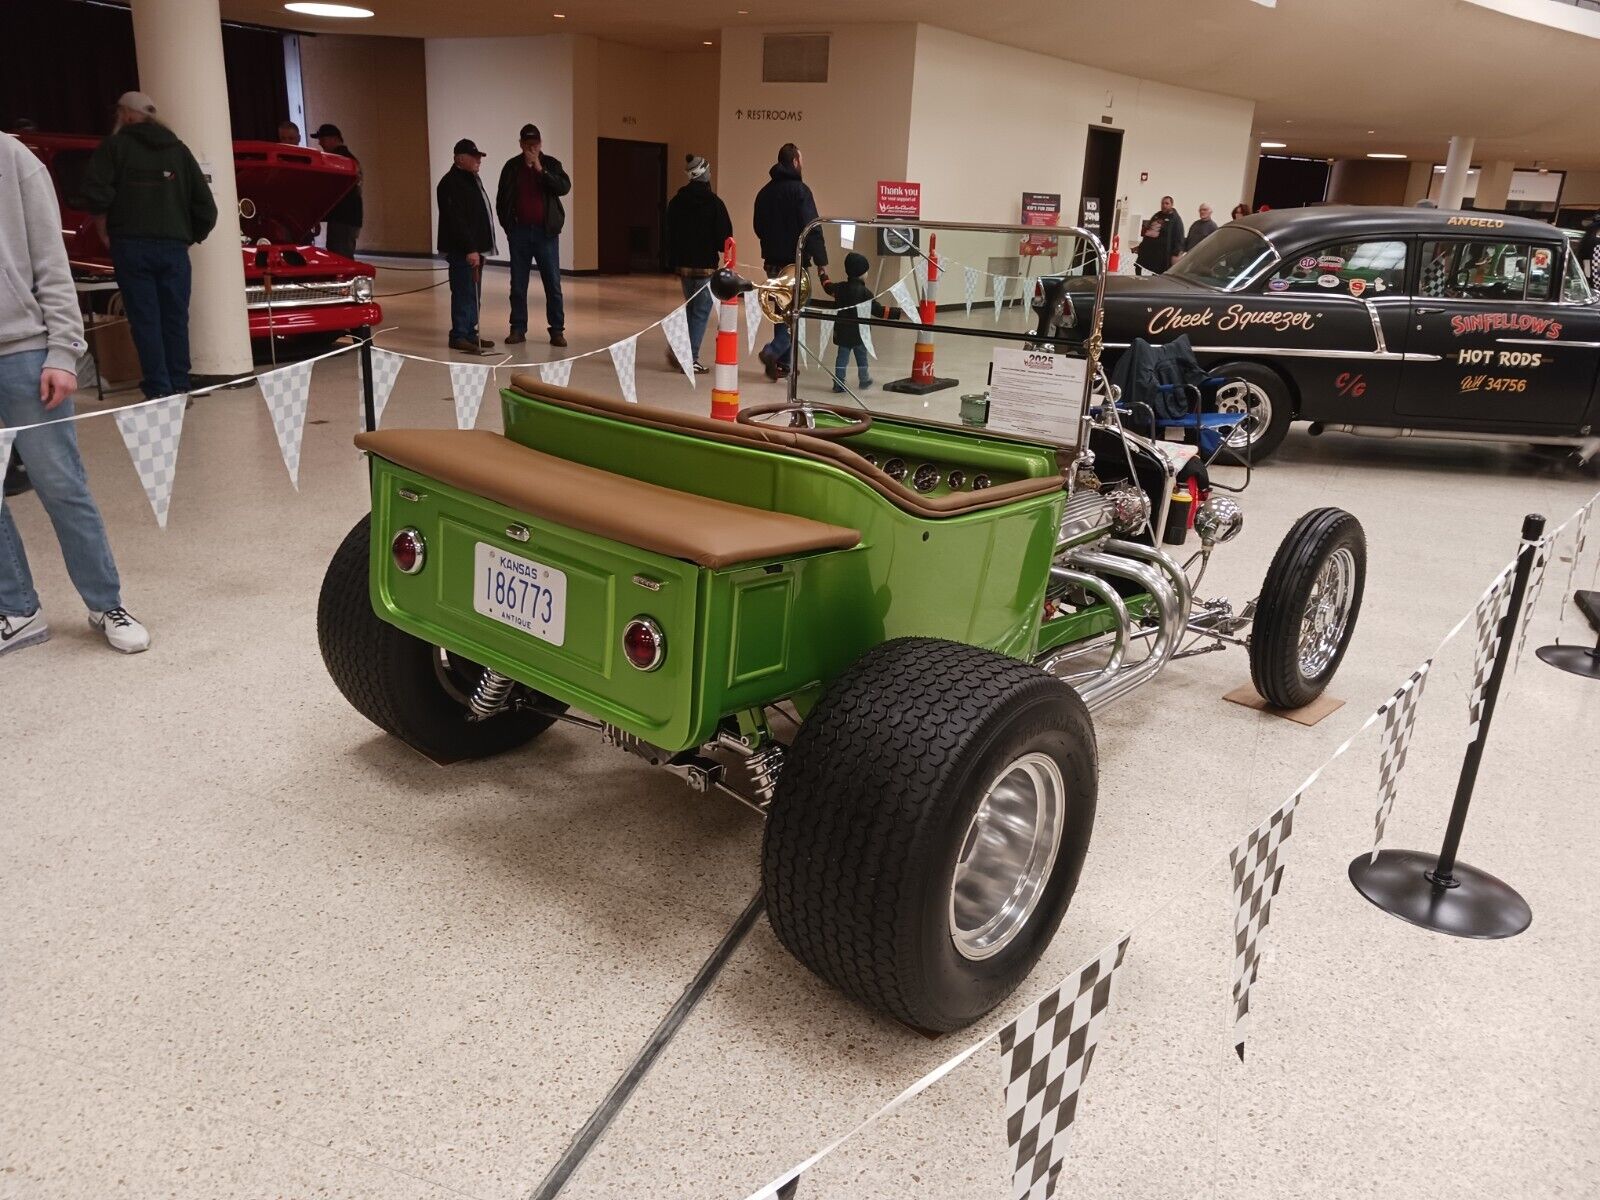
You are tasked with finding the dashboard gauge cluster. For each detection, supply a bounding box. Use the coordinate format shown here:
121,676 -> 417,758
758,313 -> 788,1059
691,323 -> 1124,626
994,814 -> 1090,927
861,452 -> 1002,494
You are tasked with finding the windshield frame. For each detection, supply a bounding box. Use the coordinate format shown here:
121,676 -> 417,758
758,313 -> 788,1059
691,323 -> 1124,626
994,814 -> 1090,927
1165,224 -> 1279,293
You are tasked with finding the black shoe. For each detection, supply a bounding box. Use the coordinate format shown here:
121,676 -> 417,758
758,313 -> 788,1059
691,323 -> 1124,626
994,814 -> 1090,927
477,338 -> 495,350
449,337 -> 482,354
505,331 -> 526,345
550,332 -> 568,348
2,458 -> 29,499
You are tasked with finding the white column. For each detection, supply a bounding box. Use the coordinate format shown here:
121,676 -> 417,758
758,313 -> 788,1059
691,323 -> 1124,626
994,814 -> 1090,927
1438,135 -> 1476,212
129,0 -> 252,375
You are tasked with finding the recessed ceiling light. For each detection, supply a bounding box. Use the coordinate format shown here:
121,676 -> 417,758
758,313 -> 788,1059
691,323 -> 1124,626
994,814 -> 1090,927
284,2 -> 374,16
553,11 -> 566,16
1367,152 -> 1406,159
703,39 -> 714,45
1367,129 -> 1376,134
1260,140 -> 1286,149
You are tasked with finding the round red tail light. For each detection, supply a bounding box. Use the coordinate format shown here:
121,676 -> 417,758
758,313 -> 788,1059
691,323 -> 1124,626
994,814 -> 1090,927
622,617 -> 665,671
391,528 -> 426,574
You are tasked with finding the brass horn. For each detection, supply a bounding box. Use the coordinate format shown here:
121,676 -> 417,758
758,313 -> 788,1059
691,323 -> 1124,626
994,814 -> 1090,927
708,264 -> 810,323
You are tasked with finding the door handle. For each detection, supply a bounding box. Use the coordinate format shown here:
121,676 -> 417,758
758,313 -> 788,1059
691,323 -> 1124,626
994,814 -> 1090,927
1414,306 -> 1444,315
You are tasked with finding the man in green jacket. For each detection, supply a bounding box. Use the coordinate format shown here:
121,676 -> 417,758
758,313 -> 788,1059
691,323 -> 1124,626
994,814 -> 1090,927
79,92 -> 217,399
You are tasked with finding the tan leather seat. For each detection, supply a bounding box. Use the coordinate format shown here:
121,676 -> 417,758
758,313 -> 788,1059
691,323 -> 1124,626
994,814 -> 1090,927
505,377 -> 1067,518
356,429 -> 860,571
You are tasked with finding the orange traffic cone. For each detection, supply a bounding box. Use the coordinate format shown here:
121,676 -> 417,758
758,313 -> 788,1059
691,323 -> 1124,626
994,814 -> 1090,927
711,237 -> 741,422
884,232 -> 957,396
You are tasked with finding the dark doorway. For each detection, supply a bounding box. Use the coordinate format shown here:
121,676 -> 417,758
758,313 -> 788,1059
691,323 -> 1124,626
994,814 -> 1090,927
1079,126 -> 1123,247
597,137 -> 667,274
1252,155 -> 1330,211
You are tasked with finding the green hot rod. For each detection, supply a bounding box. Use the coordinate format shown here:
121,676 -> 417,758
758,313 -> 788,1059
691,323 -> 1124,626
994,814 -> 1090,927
318,219 -> 1365,1031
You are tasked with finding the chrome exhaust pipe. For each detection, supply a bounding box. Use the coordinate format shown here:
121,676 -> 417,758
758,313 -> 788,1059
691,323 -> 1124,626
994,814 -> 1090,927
1060,544 -> 1184,711
1039,566 -> 1131,692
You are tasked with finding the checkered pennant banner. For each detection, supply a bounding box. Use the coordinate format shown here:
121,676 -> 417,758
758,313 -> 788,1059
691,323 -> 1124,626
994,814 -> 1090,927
857,301 -> 876,359
962,265 -> 981,316
609,334 -> 639,404
536,357 -> 573,388
1371,661 -> 1432,862
1229,790 -> 1301,1060
447,361 -> 491,430
257,358 -> 314,489
742,287 -> 763,354
992,274 -> 1011,322
1558,502 -> 1592,637
814,308 -> 829,360
357,347 -> 404,431
113,393 -> 188,529
0,428 -> 16,523
1468,567 -> 1512,739
913,252 -> 930,292
661,304 -> 696,387
1513,536 -> 1551,674
999,934 -> 1131,1200
889,276 -> 922,325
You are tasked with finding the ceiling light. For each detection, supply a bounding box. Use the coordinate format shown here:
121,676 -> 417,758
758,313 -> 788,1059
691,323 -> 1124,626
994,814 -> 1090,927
1260,141 -> 1286,149
1367,129 -> 1376,134
553,11 -> 566,16
703,39 -> 714,45
284,2 -> 374,16
1367,152 -> 1406,159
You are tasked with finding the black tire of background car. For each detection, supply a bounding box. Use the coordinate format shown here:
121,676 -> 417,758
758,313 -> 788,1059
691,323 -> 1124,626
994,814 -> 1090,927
762,637 -> 1097,1032
317,516 -> 564,762
1249,508 -> 1367,710
1210,361 -> 1294,466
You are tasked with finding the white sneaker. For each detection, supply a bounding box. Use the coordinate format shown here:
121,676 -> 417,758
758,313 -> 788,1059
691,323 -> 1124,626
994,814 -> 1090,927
0,609 -> 50,656
88,606 -> 151,654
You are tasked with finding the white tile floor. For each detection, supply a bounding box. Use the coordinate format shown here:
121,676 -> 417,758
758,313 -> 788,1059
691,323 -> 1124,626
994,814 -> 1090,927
3,267 -> 1598,1199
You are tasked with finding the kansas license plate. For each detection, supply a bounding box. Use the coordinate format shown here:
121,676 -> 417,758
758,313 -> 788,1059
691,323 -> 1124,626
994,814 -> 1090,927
472,542 -> 567,645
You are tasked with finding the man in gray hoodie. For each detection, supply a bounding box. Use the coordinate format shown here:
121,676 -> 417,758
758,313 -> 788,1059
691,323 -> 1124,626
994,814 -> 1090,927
0,132 -> 149,655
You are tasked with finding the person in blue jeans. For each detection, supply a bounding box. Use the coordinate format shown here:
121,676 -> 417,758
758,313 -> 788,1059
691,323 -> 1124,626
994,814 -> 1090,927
663,155 -> 733,374
436,139 -> 498,354
79,92 -> 217,398
752,143 -> 829,379
495,124 -> 572,348
0,130 -> 148,655
822,252 -> 898,393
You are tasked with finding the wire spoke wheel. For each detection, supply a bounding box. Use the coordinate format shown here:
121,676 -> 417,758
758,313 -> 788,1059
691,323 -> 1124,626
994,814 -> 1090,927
949,753 -> 1067,961
1297,547 -> 1356,679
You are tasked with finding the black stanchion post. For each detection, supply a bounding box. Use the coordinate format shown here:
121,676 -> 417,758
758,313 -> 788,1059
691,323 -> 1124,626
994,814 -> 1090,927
1347,513 -> 1542,939
358,328 -> 377,434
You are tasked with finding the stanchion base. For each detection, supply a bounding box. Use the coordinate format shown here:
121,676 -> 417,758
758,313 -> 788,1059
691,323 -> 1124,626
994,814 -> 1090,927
1534,643 -> 1600,680
882,376 -> 958,395
1348,850 -> 1530,939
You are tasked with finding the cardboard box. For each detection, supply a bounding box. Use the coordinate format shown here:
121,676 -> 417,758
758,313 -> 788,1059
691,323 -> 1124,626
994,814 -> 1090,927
85,313 -> 141,385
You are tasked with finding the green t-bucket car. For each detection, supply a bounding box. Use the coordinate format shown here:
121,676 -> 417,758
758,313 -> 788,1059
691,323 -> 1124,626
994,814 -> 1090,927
318,219 -> 1365,1032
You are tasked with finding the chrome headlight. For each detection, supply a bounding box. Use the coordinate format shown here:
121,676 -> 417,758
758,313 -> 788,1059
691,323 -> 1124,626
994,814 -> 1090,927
1103,483 -> 1151,535
350,276 -> 374,303
1195,497 -> 1244,546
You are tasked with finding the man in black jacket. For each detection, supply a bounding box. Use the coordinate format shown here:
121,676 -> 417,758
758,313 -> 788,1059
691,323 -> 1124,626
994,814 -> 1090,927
752,143 -> 829,378
311,123 -> 362,257
436,138 -> 497,354
1134,196 -> 1186,275
495,124 -> 571,348
664,154 -> 732,373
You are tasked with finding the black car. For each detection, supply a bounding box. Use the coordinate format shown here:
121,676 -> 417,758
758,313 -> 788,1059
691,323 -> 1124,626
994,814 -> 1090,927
1034,206 -> 1600,462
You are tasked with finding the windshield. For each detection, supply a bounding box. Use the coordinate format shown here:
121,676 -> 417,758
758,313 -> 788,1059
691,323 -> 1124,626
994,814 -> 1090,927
1167,225 -> 1276,291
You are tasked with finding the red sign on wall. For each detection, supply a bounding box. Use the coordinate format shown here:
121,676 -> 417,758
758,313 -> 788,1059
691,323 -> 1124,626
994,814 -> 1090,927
1020,192 -> 1061,256
876,180 -> 922,219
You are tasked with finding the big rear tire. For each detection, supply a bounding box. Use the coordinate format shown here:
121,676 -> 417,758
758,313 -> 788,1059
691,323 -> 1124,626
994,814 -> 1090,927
1249,508 -> 1366,710
763,638 -> 1097,1032
317,515 -> 563,762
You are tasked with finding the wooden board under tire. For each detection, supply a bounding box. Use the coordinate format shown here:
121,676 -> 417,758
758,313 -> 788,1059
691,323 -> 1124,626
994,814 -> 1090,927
1223,681 -> 1345,727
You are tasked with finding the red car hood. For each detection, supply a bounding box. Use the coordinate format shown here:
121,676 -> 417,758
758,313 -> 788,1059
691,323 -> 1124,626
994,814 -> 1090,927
233,141 -> 358,244
243,244 -> 375,281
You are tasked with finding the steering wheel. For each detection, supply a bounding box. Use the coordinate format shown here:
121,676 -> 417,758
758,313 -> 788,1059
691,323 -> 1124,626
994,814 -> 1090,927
737,402 -> 874,440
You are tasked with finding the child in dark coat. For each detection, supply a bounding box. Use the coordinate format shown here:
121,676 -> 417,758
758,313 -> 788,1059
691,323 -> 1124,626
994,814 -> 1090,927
822,251 -> 896,392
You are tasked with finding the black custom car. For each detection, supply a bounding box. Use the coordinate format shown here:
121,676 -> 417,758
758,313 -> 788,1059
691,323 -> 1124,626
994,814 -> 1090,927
1033,207 -> 1600,462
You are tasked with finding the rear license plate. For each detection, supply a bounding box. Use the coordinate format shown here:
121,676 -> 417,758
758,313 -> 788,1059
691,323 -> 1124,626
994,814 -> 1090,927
472,542 -> 567,645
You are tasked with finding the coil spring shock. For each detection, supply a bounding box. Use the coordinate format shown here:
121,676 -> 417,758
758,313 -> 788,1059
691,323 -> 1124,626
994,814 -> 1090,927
466,668 -> 515,720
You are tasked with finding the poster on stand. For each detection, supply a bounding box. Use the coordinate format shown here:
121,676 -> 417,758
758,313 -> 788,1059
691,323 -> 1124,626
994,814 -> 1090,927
876,179 -> 921,256
1020,191 -> 1061,257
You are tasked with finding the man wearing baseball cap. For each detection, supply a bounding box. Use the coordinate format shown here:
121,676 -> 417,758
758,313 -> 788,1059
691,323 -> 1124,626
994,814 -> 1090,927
78,91 -> 217,400
494,123 -> 571,347
436,138 -> 498,354
311,123 -> 363,257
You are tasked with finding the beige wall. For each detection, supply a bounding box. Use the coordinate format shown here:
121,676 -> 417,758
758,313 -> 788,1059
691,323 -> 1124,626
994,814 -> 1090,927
298,33 -> 432,253
1326,158 -> 1411,206
1561,169 -> 1600,205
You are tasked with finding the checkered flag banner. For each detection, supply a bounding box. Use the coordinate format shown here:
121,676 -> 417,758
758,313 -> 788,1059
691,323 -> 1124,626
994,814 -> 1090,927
1513,535 -> 1551,673
113,393 -> 188,529
1229,791 -> 1301,1060
742,286 -> 763,354
962,265 -> 981,316
999,934 -> 1131,1200
0,428 -> 15,522
537,357 -> 573,388
815,309 -> 829,360
913,252 -> 930,291
993,274 -> 1011,322
1468,566 -> 1512,739
1371,660 -> 1432,862
858,301 -> 876,359
610,334 -> 639,404
256,358 -> 314,489
448,361 -> 491,430
661,303 -> 696,387
890,276 -> 922,325
357,347 -> 404,430
1558,501 -> 1592,638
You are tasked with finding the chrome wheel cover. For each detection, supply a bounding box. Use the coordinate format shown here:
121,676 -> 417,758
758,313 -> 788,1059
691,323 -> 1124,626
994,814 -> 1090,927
949,752 -> 1066,961
1215,380 -> 1271,450
1298,547 -> 1356,679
